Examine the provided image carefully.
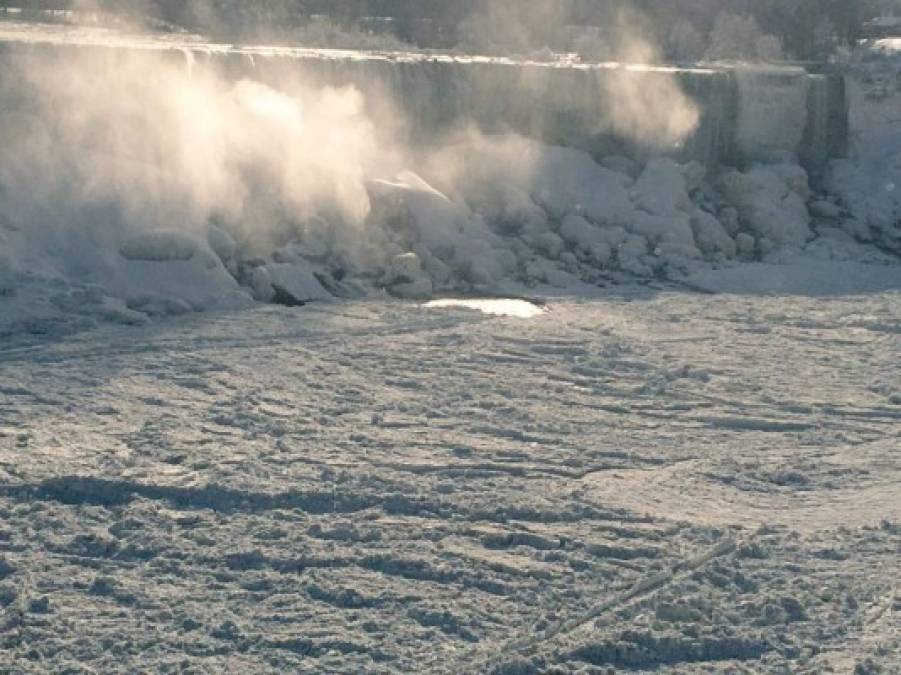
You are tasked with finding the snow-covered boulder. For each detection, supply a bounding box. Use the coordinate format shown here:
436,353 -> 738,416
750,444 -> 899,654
599,155 -> 641,179
266,261 -> 333,305
828,156 -> 901,254
809,200 -> 841,220
767,163 -> 811,201
369,172 -> 469,258
476,184 -> 548,237
719,166 -> 812,247
126,294 -> 194,317
719,207 -> 741,237
384,252 -> 433,300
368,171 -> 512,288
430,135 -> 635,229
617,234 -> 653,276
631,213 -> 701,260
528,231 -> 565,260
736,232 -> 756,259
559,214 -> 613,266
633,158 -> 693,217
120,229 -> 200,262
207,225 -> 237,263
529,146 -> 635,226
250,265 -> 275,302
0,261 -> 13,297
559,214 -> 599,248
690,210 -> 737,260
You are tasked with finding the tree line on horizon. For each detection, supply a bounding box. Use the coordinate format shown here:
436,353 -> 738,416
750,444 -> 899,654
0,0 -> 889,59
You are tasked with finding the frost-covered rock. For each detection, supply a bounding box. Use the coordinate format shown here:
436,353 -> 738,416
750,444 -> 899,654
719,166 -> 812,247
386,252 -> 423,283
290,216 -> 334,261
618,235 -> 653,276
719,207 -> 741,237
600,155 -> 641,179
736,232 -> 757,259
92,297 -> 149,326
478,185 -> 548,236
809,200 -> 841,220
633,159 -> 692,217
528,231 -> 565,259
250,265 -> 275,302
126,294 -> 194,317
691,210 -> 737,260
559,214 -> 613,266
0,254 -> 15,296
207,225 -> 237,262
523,258 -> 581,287
623,159 -> 705,269
460,242 -> 516,286
767,163 -> 811,200
631,213 -> 693,248
368,171 -> 512,287
530,146 -> 635,226
412,244 -> 453,288
265,261 -> 333,305
120,229 -> 200,262
384,252 -> 432,300
435,136 -> 635,229
682,161 -> 707,193
828,156 -> 901,253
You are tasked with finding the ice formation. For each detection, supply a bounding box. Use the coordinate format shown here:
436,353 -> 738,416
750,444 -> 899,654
0,30 -> 896,338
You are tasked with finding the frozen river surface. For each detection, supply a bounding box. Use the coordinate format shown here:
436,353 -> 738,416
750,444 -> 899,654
0,285 -> 898,673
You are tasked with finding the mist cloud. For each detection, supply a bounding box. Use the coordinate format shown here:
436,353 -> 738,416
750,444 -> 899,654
0,46 -> 391,254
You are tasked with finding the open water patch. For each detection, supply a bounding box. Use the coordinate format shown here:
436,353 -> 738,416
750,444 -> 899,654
423,298 -> 547,318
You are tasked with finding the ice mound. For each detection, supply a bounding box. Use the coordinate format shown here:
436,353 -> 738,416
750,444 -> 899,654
120,230 -> 200,262
368,171 -> 514,289
251,261 -> 333,305
824,45 -> 901,255
828,156 -> 901,255
719,165 -> 812,248
0,136 -> 867,338
384,252 -> 433,300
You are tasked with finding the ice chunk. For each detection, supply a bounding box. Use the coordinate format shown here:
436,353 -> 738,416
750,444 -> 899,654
633,158 -> 692,217
720,166 -> 812,247
599,155 -> 640,179
736,232 -> 757,259
691,210 -> 737,260
529,146 -> 635,226
126,294 -> 194,317
120,229 -> 200,262
528,231 -> 565,260
809,200 -> 841,220
266,261 -> 333,305
385,252 -> 433,300
207,225 -> 237,262
250,265 -> 275,302
559,214 -> 613,266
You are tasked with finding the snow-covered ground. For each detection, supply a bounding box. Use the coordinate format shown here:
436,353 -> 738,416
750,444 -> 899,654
0,22 -> 900,674
0,288 -> 898,672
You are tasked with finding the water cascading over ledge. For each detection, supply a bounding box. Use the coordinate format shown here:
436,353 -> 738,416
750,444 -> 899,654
0,27 -> 848,174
